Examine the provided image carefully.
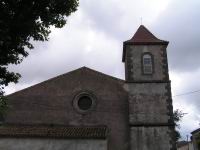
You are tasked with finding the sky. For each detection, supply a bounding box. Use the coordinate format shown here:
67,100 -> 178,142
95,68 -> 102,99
5,0 -> 200,140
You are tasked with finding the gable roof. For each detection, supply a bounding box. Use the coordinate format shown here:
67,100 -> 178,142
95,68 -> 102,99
122,25 -> 169,62
191,128 -> 200,135
7,66 -> 124,97
0,125 -> 108,139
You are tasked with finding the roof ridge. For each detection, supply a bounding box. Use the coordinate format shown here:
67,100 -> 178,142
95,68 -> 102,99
7,67 -> 84,97
7,67 -> 124,97
132,25 -> 158,40
81,67 -> 124,83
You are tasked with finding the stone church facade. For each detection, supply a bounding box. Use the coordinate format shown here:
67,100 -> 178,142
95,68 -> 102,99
0,25 -> 176,150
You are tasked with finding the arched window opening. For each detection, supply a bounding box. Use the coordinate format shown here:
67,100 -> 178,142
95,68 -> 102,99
143,53 -> 153,74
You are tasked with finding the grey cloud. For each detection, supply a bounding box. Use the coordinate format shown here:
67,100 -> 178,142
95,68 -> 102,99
7,0 -> 200,95
80,0 -> 200,73
8,30 -> 86,84
80,0 -> 125,39
152,0 -> 200,72
172,68 -> 200,110
171,69 -> 200,138
7,20 -> 125,87
79,0 -> 145,42
151,2 -> 200,135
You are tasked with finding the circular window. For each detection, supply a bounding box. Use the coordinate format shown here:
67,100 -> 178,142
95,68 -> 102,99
78,96 -> 92,110
73,91 -> 96,114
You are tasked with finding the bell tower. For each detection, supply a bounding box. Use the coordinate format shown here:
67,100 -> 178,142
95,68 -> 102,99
123,25 -> 176,150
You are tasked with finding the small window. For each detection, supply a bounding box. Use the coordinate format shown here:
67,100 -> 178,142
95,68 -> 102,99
78,96 -> 93,110
143,53 -> 153,74
73,91 -> 96,114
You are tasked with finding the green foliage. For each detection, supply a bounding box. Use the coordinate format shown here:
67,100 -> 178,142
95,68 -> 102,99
173,109 -> 185,128
0,91 -> 8,118
0,0 -> 79,84
0,0 -> 79,115
173,109 -> 186,141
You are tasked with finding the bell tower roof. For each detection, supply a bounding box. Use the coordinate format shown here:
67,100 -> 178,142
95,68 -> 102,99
122,25 -> 169,62
125,25 -> 168,44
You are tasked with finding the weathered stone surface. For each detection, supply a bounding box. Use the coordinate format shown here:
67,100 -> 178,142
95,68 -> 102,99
0,138 -> 107,150
127,83 -> 170,124
125,45 -> 168,82
130,127 -> 171,150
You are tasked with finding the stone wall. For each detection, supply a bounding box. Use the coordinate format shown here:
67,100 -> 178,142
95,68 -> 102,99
124,43 -> 176,150
125,82 -> 175,150
126,83 -> 171,124
130,127 -> 172,150
125,45 -> 168,82
0,138 -> 107,150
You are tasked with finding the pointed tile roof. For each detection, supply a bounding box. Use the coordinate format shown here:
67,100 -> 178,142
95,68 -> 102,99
124,25 -> 168,44
122,25 -> 169,62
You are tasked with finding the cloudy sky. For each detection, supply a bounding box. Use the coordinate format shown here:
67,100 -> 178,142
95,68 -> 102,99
5,0 -> 200,140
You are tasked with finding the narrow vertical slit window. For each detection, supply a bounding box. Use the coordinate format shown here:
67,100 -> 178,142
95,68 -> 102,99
143,53 -> 153,74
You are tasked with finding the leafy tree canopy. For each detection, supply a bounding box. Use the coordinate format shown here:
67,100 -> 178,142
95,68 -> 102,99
173,109 -> 186,141
0,0 -> 79,115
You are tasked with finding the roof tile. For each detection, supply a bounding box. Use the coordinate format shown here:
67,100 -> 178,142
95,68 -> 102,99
124,25 -> 168,45
0,125 -> 108,139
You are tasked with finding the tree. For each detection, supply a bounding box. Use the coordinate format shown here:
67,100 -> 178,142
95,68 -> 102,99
173,109 -> 186,141
0,93 -> 7,119
0,0 -> 79,115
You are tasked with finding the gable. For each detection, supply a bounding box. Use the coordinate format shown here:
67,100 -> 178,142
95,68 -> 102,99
5,67 -> 127,125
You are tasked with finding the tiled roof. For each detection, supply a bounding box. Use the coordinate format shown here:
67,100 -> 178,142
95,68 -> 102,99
0,125 -> 108,139
124,25 -> 168,45
191,128 -> 200,134
122,25 -> 168,62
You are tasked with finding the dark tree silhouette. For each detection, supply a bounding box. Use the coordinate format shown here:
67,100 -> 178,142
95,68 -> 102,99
0,0 -> 79,115
173,109 -> 186,141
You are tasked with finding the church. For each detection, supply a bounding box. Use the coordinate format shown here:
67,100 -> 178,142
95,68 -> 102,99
0,25 -> 176,150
